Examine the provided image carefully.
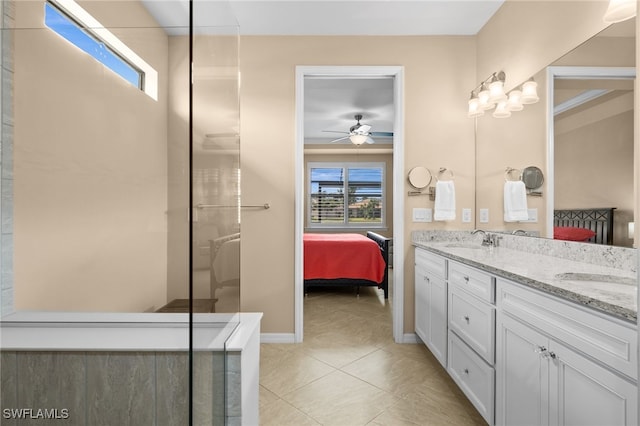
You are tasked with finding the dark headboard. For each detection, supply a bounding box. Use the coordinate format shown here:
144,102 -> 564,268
553,208 -> 615,245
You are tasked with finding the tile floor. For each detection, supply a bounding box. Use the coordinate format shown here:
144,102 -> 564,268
259,284 -> 487,425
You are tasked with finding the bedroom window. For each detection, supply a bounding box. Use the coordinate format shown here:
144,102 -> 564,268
44,0 -> 158,100
308,162 -> 385,229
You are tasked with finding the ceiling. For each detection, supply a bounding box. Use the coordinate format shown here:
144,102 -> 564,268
142,1 -> 506,36
141,0 -> 506,148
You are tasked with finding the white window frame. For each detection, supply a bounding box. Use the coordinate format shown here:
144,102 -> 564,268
307,161 -> 386,230
47,0 -> 158,101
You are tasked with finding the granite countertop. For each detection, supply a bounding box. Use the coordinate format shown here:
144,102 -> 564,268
414,240 -> 637,323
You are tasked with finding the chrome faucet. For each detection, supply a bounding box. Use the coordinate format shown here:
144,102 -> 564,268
512,229 -> 527,236
472,229 -> 492,246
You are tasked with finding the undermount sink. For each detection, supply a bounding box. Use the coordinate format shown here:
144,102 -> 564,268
555,272 -> 636,286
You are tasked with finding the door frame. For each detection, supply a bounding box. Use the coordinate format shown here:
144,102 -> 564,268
294,65 -> 405,343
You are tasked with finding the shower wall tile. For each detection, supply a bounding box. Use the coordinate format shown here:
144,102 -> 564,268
1,288 -> 13,315
1,124 -> 12,181
192,351 -> 214,425
0,352 -> 18,426
86,352 -> 155,426
226,351 -> 242,418
1,233 -> 12,290
155,353 -> 189,426
1,17 -> 13,73
15,352 -> 86,426
1,69 -> 11,127
1,175 -> 12,232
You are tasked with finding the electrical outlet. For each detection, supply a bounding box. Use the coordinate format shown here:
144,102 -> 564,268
462,208 -> 472,223
479,208 -> 489,223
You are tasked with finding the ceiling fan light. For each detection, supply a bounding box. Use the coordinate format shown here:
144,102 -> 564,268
492,100 -> 511,118
349,134 -> 368,145
521,78 -> 539,104
506,89 -> 524,111
603,0 -> 636,23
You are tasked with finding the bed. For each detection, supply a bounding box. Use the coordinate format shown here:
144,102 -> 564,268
303,231 -> 391,298
553,208 -> 615,245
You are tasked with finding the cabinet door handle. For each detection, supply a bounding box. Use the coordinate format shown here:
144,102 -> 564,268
463,276 -> 470,283
548,351 -> 557,360
424,276 -> 430,283
535,346 -> 547,355
463,315 -> 470,323
464,368 -> 469,375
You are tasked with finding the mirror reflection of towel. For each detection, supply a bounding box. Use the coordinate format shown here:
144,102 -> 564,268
434,180 -> 456,221
504,180 -> 529,222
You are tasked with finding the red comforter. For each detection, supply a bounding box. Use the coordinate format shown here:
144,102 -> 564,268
303,233 -> 386,283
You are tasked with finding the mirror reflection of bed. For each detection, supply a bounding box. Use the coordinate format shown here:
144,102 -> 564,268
553,207 -> 615,245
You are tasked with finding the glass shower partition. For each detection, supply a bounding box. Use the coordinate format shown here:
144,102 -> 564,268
0,0 -> 242,424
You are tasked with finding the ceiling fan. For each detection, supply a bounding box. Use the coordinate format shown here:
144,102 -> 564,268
323,114 -> 394,145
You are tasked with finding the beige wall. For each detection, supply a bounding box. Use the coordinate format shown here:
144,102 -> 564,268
13,1 -> 169,311
239,36 -> 477,334
556,109 -> 634,247
477,0 -> 609,90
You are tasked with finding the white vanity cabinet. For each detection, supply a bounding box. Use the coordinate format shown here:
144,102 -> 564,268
447,260 -> 496,425
496,278 -> 638,426
414,247 -> 448,367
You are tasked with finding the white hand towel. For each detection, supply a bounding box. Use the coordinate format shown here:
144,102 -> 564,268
434,180 -> 456,221
503,180 -> 529,222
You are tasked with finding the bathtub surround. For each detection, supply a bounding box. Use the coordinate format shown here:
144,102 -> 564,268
0,312 -> 262,425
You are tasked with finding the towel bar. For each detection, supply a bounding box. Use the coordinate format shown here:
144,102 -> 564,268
196,203 -> 270,210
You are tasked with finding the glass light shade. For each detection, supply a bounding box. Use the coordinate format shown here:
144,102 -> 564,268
478,85 -> 494,110
521,79 -> 539,104
488,79 -> 507,103
468,97 -> 484,118
492,100 -> 511,118
603,0 -> 636,23
349,134 -> 368,145
507,90 -> 524,111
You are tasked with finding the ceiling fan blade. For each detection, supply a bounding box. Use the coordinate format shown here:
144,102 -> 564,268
323,130 -> 349,134
370,131 -> 394,137
365,136 -> 375,144
329,136 -> 350,143
356,124 -> 372,134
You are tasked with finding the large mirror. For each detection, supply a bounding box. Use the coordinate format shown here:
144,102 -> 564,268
475,18 -> 635,248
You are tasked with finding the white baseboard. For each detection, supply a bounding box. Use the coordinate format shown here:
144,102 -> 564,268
260,333 -> 296,344
401,333 -> 420,344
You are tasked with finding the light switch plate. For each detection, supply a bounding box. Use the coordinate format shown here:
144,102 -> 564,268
462,208 -> 472,223
479,208 -> 489,223
413,208 -> 428,222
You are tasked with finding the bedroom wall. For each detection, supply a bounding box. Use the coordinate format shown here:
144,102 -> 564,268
11,1 -> 169,311
240,36 -> 477,335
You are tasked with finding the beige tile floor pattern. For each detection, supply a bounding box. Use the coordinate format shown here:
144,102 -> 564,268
259,284 -> 487,426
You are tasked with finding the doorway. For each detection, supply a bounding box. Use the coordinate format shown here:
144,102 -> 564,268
294,66 -> 405,343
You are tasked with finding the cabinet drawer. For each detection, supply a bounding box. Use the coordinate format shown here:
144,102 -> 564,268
448,330 -> 495,425
497,278 -> 638,380
415,248 -> 447,279
449,286 -> 496,364
449,261 -> 494,303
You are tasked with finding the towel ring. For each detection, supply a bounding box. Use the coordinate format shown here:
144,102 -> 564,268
437,167 -> 454,181
504,167 -> 522,182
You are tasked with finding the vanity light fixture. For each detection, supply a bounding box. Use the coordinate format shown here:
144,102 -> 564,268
520,78 -> 540,104
493,100 -> 511,118
468,71 -> 538,119
603,0 -> 636,23
488,71 -> 508,103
